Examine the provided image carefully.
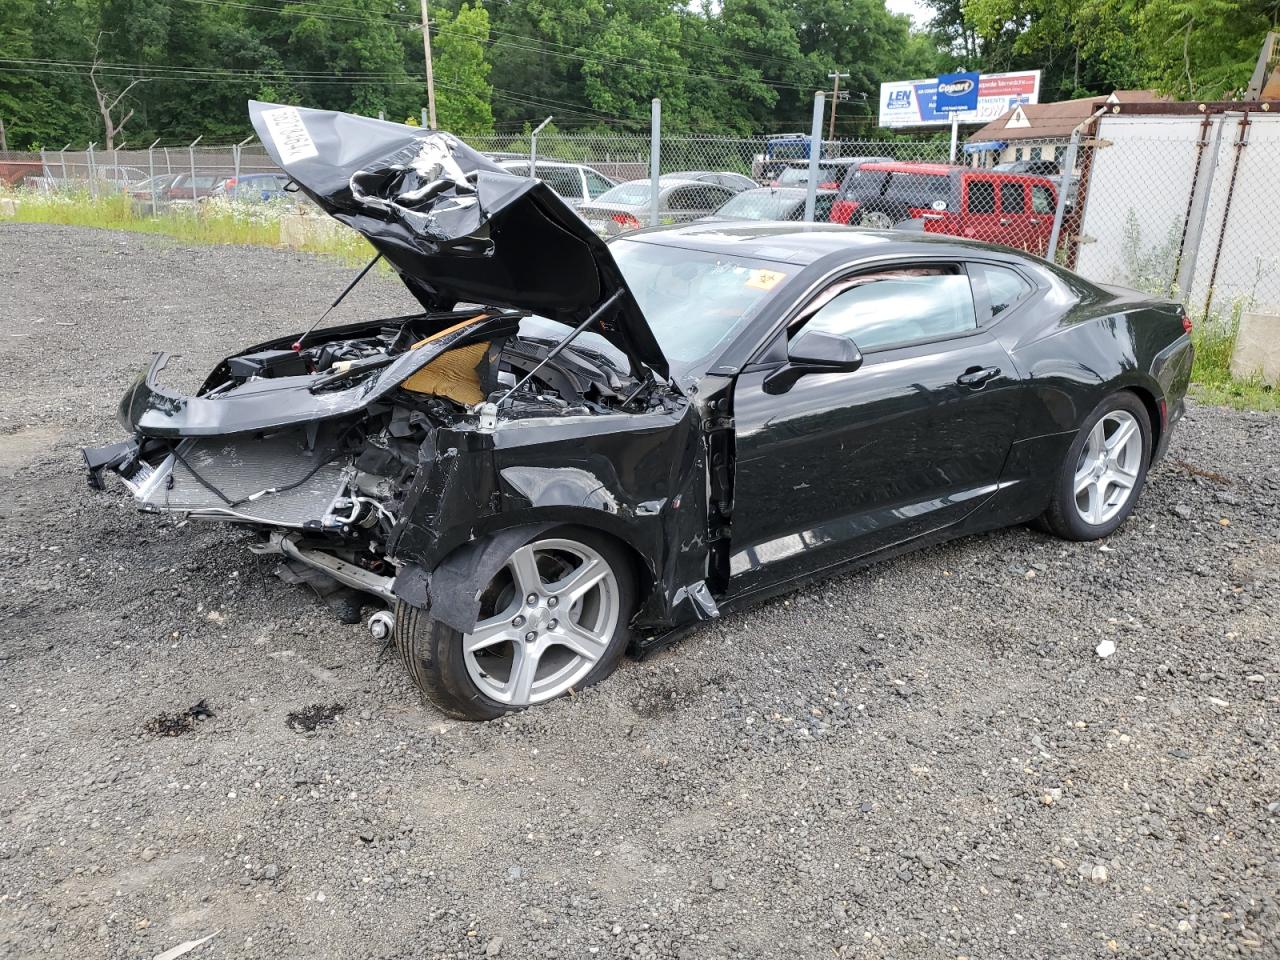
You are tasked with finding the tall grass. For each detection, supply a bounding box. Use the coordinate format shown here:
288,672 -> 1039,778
2,188 -> 374,266
1189,307 -> 1277,412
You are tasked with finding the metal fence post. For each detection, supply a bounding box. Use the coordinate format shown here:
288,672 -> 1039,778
1176,117 -> 1225,305
803,91 -> 825,222
649,98 -> 661,227
148,138 -> 160,216
1046,130 -> 1079,262
188,135 -> 202,201
235,135 -> 253,188
530,115 -> 552,169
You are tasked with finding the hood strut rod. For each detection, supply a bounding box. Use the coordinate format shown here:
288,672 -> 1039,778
493,289 -> 625,409
293,252 -> 384,352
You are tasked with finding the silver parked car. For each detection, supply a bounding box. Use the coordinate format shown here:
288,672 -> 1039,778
578,179 -> 738,236
661,170 -> 758,192
492,159 -> 617,209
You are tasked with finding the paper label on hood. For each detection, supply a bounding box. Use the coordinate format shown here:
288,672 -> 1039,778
261,107 -> 318,165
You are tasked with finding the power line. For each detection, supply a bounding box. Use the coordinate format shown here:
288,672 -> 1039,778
297,0 -> 818,72
165,0 -> 824,94
0,57 -> 646,125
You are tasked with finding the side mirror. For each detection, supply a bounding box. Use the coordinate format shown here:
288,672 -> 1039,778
763,329 -> 864,394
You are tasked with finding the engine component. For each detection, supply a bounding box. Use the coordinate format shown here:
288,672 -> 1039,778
227,349 -> 308,381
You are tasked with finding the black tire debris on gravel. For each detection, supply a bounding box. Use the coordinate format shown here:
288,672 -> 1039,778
144,699 -> 216,737
1,223 -> 1278,960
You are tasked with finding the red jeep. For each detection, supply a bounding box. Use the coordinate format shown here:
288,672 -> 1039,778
829,161 -> 1060,255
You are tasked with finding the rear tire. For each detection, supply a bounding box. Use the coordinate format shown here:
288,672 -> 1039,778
858,209 -> 896,229
1041,391 -> 1151,541
395,526 -> 634,721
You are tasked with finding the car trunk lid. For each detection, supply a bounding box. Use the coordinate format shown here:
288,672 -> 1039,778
249,101 -> 669,381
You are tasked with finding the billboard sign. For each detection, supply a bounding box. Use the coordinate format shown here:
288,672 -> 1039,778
935,71 -> 981,114
878,70 -> 1040,128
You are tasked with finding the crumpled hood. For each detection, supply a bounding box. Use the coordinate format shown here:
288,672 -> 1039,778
249,101 -> 669,381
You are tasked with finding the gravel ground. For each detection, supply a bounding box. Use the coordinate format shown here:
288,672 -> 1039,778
1,222 -> 1278,960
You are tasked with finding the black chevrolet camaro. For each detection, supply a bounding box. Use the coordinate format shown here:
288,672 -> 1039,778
84,103 -> 1194,719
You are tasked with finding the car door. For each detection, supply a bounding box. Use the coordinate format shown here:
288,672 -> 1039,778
959,175 -> 1002,243
1027,182 -> 1057,255
726,262 -> 1023,597
996,179 -> 1032,250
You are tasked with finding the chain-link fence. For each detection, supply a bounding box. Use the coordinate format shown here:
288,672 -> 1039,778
1069,111 -> 1280,320
5,104 -> 1278,319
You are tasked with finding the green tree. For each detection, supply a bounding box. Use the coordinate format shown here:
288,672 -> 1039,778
1133,0 -> 1279,99
431,3 -> 495,134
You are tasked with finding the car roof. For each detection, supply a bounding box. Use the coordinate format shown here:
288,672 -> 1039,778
731,186 -> 837,198
497,158 -> 580,169
858,162 -> 957,175
619,221 -> 1019,264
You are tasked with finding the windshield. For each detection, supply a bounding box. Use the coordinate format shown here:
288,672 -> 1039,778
715,191 -> 798,220
516,240 -> 792,377
595,182 -> 651,206
609,238 -> 791,369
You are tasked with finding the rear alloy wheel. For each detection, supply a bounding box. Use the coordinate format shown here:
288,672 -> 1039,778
395,528 -> 634,720
858,210 -> 895,229
1042,392 -> 1151,541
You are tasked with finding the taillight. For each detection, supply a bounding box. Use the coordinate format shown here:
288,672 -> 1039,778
830,200 -> 858,225
1181,309 -> 1193,334
612,213 -> 641,231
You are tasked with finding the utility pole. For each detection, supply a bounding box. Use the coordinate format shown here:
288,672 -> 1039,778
827,71 -> 850,141
419,0 -> 437,129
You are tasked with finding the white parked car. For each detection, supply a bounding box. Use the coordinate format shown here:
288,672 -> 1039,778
491,159 -> 618,209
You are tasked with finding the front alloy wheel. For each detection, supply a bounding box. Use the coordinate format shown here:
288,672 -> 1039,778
396,528 -> 634,720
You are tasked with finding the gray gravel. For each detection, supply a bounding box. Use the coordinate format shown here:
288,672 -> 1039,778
2,223 -> 1279,960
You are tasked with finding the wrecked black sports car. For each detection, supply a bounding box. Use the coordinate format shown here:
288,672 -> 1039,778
85,103 -> 1194,720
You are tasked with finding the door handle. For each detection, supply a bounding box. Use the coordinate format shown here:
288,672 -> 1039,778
957,365 -> 1001,388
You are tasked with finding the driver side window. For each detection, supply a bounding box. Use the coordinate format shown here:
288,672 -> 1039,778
798,268 -> 977,353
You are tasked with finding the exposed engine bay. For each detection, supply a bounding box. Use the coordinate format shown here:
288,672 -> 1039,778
85,306 -> 676,615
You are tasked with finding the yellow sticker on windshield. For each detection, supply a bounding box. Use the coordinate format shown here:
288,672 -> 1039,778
745,269 -> 786,291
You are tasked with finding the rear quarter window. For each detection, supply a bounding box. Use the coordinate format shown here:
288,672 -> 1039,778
884,173 -> 950,208
843,169 -> 889,199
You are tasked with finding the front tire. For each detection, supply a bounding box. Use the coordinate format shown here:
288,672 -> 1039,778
1042,391 -> 1151,541
395,527 -> 635,720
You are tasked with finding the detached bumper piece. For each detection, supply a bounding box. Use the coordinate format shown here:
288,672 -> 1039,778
82,439 -> 141,491
82,423 -> 362,529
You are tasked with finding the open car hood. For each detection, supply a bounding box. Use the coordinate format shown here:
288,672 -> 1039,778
249,101 -> 669,381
